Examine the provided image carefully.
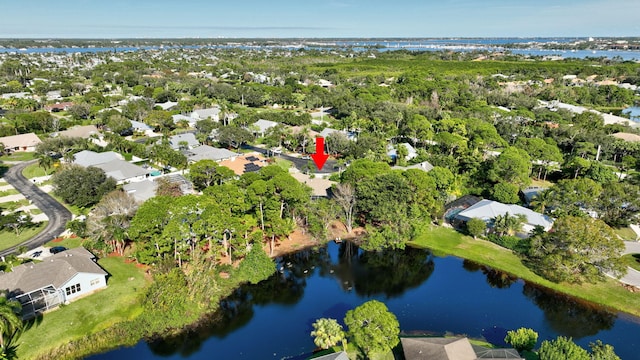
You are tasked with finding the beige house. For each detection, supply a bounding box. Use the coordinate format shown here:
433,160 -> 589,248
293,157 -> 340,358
0,133 -> 42,152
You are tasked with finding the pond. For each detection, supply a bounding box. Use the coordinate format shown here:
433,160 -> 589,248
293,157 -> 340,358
90,241 -> 640,359
622,106 -> 640,122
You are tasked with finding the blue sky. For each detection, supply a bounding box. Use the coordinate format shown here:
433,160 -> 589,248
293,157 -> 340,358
1,0 -> 639,38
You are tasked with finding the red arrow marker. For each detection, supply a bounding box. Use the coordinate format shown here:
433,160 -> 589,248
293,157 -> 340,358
310,137 -> 329,170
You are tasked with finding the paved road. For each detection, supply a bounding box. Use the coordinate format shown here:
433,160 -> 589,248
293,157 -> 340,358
0,160 -> 72,257
624,241 -> 640,255
242,144 -> 338,174
611,241 -> 640,288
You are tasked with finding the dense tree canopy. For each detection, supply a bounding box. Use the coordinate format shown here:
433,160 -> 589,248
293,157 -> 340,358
529,216 -> 625,283
344,300 -> 399,358
52,165 -> 116,208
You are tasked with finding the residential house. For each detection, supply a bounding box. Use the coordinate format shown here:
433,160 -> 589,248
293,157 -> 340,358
57,125 -> 99,139
611,132 -> 640,142
191,107 -> 221,122
184,145 -> 239,163
92,159 -> 150,184
72,150 -> 149,184
387,142 -> 418,161
123,179 -> 158,203
310,352 -> 349,360
130,120 -> 155,136
317,79 -> 334,88
393,160 -> 434,173
290,172 -> 336,199
251,119 -> 279,137
172,114 -> 196,128
400,337 -> 522,360
0,92 -> 32,100
454,199 -> 554,235
0,247 -> 108,319
318,128 -> 356,142
521,186 -> 548,206
155,101 -> 178,111
44,102 -> 74,112
45,90 -> 63,101
0,133 -> 42,152
73,150 -> 122,167
168,133 -> 199,150
218,152 -> 267,176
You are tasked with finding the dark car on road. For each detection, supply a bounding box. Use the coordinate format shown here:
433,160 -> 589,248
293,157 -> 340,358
49,246 -> 67,254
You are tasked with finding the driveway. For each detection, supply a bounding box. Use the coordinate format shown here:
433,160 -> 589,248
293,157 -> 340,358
0,160 -> 72,256
242,144 -> 338,174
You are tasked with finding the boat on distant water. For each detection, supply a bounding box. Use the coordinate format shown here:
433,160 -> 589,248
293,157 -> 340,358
18,48 -> 27,51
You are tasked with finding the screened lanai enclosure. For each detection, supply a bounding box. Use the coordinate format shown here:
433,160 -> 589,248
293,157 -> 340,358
13,286 -> 63,320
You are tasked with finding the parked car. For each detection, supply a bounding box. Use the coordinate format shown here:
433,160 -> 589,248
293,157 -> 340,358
49,246 -> 67,254
301,154 -> 311,160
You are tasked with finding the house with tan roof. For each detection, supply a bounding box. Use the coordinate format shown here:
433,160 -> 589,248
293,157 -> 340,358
57,125 -> 100,139
0,133 -> 42,152
611,132 -> 640,142
401,337 -> 522,360
290,172 -> 335,198
218,152 -> 267,176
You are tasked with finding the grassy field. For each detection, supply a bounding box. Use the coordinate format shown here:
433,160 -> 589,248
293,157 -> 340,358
274,158 -> 293,170
45,236 -> 85,249
50,193 -> 86,216
0,188 -> 19,197
0,222 -> 47,251
0,152 -> 36,162
614,227 -> 638,241
621,254 -> 640,272
17,256 -> 150,360
22,162 -> 49,178
410,226 -> 640,317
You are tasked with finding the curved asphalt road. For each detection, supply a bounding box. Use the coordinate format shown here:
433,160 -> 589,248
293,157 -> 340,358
0,160 -> 72,256
618,241 -> 640,287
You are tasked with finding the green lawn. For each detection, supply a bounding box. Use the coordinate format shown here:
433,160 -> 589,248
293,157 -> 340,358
621,254 -> 640,272
22,163 -> 49,179
0,188 -> 19,197
45,236 -> 85,249
17,256 -> 150,360
614,227 -> 638,241
29,208 -> 43,215
274,158 -> 293,170
410,226 -> 640,317
50,193 -> 86,216
528,179 -> 554,188
0,222 -> 47,251
0,152 -> 36,162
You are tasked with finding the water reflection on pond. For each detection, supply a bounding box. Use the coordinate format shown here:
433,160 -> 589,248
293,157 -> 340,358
90,241 -> 640,360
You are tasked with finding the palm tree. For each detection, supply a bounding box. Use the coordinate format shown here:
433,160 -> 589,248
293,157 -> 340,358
530,189 -> 553,213
310,318 -> 346,351
492,212 -> 526,236
0,297 -> 23,357
37,154 -> 54,175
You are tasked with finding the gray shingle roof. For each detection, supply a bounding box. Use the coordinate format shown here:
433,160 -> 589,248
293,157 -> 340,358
73,150 -> 121,167
0,247 -> 107,296
185,145 -> 239,162
168,133 -> 199,149
312,351 -> 349,360
92,159 -> 149,182
401,337 -> 477,360
455,199 -> 554,230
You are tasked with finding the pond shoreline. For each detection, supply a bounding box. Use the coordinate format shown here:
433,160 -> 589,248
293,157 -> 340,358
410,225 -> 640,318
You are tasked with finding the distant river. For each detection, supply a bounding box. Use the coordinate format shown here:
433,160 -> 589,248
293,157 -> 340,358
2,38 -> 640,60
89,241 -> 640,360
